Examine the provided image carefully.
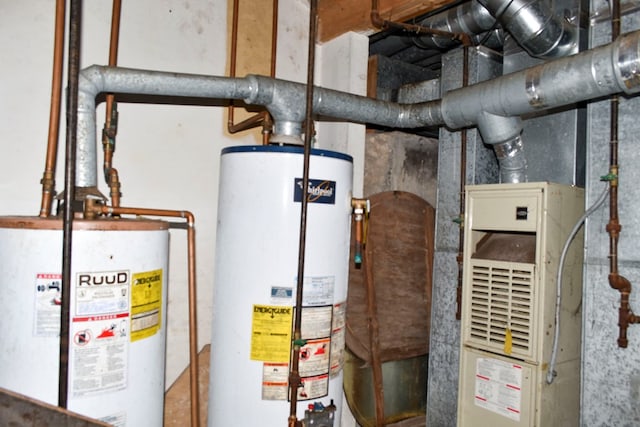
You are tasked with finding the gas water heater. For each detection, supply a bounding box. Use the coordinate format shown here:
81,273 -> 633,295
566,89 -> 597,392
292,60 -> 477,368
208,145 -> 353,425
0,217 -> 169,426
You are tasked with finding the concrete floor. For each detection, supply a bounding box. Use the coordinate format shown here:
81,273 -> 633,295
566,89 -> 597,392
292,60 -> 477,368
164,345 -> 426,426
164,345 -> 210,427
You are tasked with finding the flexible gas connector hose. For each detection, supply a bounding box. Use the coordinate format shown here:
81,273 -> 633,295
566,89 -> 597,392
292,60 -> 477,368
546,184 -> 609,384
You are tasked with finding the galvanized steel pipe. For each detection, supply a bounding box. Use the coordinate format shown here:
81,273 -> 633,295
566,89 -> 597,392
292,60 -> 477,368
442,30 -> 640,127
76,30 -> 640,188
77,67 -> 255,187
378,0 -> 575,58
479,0 -> 577,58
76,66 -> 442,188
415,0 -> 498,50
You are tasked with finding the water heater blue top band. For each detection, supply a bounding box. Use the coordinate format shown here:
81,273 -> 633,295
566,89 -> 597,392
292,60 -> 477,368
221,144 -> 353,163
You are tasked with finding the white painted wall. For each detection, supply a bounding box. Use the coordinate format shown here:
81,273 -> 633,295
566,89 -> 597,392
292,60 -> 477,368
1,0 -> 228,388
0,0 -> 367,424
316,31 -> 368,199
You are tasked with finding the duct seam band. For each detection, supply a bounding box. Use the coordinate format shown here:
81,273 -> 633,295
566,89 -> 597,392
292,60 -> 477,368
493,136 -> 524,160
525,68 -> 546,108
615,33 -> 640,92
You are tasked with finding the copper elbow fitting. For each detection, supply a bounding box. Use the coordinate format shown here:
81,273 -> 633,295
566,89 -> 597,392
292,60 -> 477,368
609,273 -> 631,292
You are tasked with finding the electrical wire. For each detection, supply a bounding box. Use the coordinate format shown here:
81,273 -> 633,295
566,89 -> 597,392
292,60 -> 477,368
546,183 -> 610,384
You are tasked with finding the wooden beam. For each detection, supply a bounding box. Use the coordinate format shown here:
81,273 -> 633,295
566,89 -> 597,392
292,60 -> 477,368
0,388 -> 110,427
318,0 -> 453,42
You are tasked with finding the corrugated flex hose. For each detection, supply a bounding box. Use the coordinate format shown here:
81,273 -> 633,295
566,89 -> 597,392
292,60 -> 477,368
546,184 -> 609,384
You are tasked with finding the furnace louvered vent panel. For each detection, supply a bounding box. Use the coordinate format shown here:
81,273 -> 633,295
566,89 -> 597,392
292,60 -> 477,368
465,260 -> 536,360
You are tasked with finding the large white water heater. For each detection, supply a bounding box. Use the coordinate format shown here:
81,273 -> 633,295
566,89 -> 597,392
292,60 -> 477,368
0,217 -> 169,426
209,145 -> 353,425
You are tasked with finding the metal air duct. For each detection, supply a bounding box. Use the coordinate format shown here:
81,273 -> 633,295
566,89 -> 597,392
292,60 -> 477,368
479,0 -> 577,58
414,0 -> 499,50
76,30 -> 640,189
372,0 -> 576,59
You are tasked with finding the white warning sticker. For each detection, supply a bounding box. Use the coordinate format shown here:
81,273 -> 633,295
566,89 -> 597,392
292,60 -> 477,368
70,270 -> 130,397
301,276 -> 335,306
75,271 -> 129,316
474,357 -> 523,421
299,337 -> 331,377
261,362 -> 289,401
70,313 -> 129,397
330,302 -> 346,376
297,373 -> 329,401
34,273 -> 62,337
301,305 -> 333,340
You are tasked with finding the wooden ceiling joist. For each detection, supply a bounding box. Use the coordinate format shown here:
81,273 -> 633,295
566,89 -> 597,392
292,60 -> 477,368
318,0 -> 453,42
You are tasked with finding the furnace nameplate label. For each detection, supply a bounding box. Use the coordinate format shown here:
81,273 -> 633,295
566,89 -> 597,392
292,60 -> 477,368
474,357 -> 523,421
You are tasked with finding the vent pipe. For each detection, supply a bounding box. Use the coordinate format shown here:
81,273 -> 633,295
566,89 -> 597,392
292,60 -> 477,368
478,0 -> 577,58
76,30 -> 640,189
373,0 -> 577,59
414,0 -> 500,50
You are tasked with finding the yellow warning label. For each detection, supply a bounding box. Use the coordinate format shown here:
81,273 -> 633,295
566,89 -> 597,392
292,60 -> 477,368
130,269 -> 162,342
504,328 -> 513,355
250,305 -> 293,362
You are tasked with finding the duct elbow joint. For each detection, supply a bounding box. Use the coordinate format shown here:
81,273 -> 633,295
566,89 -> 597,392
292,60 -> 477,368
243,75 -> 273,107
479,0 -> 577,59
614,31 -> 640,94
79,66 -> 107,99
477,113 -> 526,183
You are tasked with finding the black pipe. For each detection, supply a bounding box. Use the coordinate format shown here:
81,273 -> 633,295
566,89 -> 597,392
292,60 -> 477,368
58,0 -> 82,409
455,45 -> 469,321
288,0 -> 318,424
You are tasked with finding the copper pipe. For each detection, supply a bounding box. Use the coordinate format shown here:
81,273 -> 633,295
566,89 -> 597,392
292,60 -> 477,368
351,198 -> 369,266
370,0 -> 472,46
59,0 -> 82,409
606,0 -> 639,348
269,0 -> 278,78
39,0 -> 66,218
227,0 -> 277,142
87,202 -> 200,427
109,168 -> 121,208
103,0 -> 122,207
288,0 -> 318,424
227,0 -> 241,131
228,110 -> 267,133
262,112 -> 274,146
364,246 -> 385,426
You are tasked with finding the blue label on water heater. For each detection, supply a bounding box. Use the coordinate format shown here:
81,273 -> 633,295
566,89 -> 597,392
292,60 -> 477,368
294,178 -> 336,204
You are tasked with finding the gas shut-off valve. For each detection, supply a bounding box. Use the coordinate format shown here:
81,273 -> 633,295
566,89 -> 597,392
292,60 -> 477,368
303,400 -> 337,426
351,198 -> 370,267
